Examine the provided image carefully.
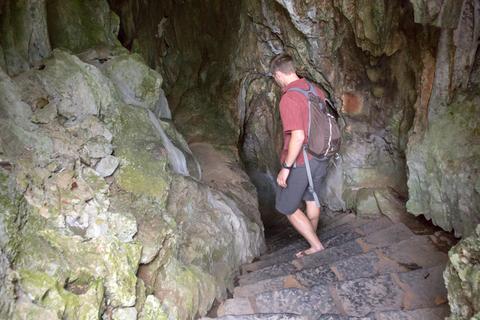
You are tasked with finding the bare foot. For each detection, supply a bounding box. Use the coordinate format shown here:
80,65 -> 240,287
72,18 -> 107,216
295,244 -> 325,258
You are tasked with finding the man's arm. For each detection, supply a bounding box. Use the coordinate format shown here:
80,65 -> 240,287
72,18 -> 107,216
277,129 -> 305,188
284,129 -> 305,166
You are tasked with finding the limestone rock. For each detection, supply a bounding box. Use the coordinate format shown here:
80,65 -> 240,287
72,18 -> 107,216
102,53 -> 168,116
168,175 -> 264,271
0,169 -> 29,319
355,188 -> 382,219
113,104 -> 171,200
407,94 -> 480,237
83,136 -> 113,159
113,307 -> 137,320
95,155 -> 120,177
15,215 -> 142,308
17,271 -> 104,319
153,257 -> 217,320
138,295 -> 168,320
31,102 -> 57,124
13,297 -> 60,320
409,0 -> 465,27
0,0 -> 51,75
107,211 -> 137,243
46,0 -> 121,53
35,49 -> 120,120
0,15 -> 268,318
444,225 -> 480,319
0,67 -> 53,160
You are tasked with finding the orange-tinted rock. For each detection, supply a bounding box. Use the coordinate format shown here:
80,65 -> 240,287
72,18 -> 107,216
341,92 -> 363,115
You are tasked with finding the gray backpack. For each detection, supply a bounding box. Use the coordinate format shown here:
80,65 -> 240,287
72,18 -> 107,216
287,80 -> 342,207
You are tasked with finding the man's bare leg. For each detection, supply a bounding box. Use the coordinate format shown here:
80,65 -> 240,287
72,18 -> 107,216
287,209 -> 325,257
306,201 -> 320,232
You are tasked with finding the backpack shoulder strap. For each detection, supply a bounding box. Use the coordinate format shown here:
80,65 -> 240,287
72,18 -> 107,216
286,80 -> 319,97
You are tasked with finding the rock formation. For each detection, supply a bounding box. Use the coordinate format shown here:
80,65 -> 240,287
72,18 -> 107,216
0,0 -> 479,319
0,1 -> 264,319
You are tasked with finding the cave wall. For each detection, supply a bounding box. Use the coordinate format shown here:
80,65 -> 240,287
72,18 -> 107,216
108,0 -> 479,235
0,1 -> 265,319
254,0 -> 479,236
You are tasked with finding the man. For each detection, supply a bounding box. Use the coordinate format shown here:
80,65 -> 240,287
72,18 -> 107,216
270,54 -> 327,258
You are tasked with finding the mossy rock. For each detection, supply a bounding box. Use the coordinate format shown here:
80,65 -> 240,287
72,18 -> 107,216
154,257 -> 217,320
46,0 -> 121,53
0,0 -> 51,75
14,213 -> 141,308
18,270 -> 104,320
138,295 -> 168,320
0,169 -> 31,319
112,103 -> 171,202
102,53 -> 164,113
407,94 -> 480,237
35,49 -> 121,120
444,225 -> 480,319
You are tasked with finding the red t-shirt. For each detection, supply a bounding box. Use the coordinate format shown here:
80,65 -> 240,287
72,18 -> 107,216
279,78 -> 325,166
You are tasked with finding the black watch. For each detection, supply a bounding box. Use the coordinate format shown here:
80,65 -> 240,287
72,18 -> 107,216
282,162 -> 293,170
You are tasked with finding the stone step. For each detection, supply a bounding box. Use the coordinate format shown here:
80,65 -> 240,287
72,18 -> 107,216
220,265 -> 447,318
238,223 -> 414,285
259,216 -> 390,262
201,313 -> 308,320
234,235 -> 447,298
243,217 -> 394,273
265,213 -> 355,253
209,305 -> 449,320
313,305 -> 450,319
373,305 -> 450,319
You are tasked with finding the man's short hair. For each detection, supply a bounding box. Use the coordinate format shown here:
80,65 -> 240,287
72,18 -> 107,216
270,54 -> 296,75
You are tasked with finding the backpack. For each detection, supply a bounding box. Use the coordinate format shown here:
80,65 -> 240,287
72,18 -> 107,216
287,80 -> 342,208
287,80 -> 342,159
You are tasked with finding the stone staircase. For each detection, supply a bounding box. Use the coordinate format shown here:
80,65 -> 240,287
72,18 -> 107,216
203,212 -> 453,320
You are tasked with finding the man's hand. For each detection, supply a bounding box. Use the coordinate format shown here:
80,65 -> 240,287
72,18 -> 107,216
277,168 -> 290,188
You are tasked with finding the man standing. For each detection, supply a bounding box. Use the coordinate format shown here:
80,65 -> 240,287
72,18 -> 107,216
270,54 -> 328,258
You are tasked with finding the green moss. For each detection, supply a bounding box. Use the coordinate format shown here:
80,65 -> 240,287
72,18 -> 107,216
46,0 -> 120,53
138,295 -> 168,320
112,104 -> 171,202
15,212 -> 141,308
0,169 -> 28,261
157,258 -> 217,319
406,94 -> 480,235
17,269 -> 104,319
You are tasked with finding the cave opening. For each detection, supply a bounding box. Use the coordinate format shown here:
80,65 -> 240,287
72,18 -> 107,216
108,0 -> 288,230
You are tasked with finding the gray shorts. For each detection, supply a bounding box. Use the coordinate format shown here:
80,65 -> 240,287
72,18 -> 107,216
275,157 -> 329,215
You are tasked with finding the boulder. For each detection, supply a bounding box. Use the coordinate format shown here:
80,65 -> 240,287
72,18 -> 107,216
138,295 -> 168,320
95,155 -> 120,177
34,49 -> 120,120
444,225 -> 480,319
407,94 -> 480,237
102,53 -> 168,117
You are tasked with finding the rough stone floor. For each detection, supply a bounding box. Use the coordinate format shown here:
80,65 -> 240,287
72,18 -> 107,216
203,210 -> 455,320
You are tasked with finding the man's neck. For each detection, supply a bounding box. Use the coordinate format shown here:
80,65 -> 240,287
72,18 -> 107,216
282,74 -> 300,88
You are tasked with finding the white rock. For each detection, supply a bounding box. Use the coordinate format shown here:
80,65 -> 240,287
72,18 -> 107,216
112,307 -> 137,320
95,155 -> 120,177
139,295 -> 167,320
108,212 -> 137,243
84,136 -> 113,158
